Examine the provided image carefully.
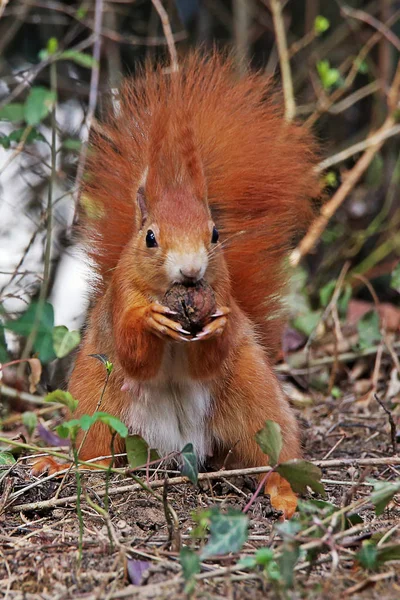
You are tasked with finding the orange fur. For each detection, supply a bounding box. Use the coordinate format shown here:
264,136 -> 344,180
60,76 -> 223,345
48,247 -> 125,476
34,52 -> 320,478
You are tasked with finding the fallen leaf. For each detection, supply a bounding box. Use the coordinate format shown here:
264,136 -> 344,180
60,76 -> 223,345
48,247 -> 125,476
27,357 -> 42,393
265,472 -> 298,519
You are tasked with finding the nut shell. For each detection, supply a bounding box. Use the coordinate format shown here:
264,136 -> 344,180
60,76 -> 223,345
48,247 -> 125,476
163,280 -> 216,334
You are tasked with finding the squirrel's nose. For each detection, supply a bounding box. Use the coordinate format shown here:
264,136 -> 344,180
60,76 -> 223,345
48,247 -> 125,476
180,267 -> 202,282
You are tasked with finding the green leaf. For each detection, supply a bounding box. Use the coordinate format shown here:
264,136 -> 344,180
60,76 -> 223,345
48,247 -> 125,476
181,443 -> 198,484
277,545 -> 300,588
52,326 -> 80,358
358,310 -> 381,350
255,420 -> 282,466
391,263 -> 400,291
0,103 -> 25,122
293,310 -> 322,336
56,420 -> 80,441
0,452 -> 16,465
47,37 -> 59,55
200,509 -> 248,559
44,389 -> 78,413
254,547 -> 274,566
91,412 -> 128,437
377,544 -> 400,564
370,480 -> 400,515
275,520 -> 302,537
0,135 -> 10,149
319,280 -> 336,308
63,138 -> 82,151
338,283 -> 352,318
24,87 -> 56,126
356,59 -> 369,74
180,547 -> 200,581
314,15 -> 330,35
0,451 -> 16,481
5,302 -> 56,363
59,50 -> 98,69
276,460 -> 325,496
8,127 -> 46,145
22,411 -> 38,436
324,171 -> 337,187
126,435 -> 159,468
366,153 -> 384,187
78,414 -> 94,431
238,556 -> 257,569
357,541 -> 378,571
76,6 -> 87,19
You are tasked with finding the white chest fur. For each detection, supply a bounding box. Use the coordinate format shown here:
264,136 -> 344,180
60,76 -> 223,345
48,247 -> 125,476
122,346 -> 212,463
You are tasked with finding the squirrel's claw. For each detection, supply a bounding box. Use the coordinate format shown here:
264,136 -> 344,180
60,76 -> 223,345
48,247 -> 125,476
210,306 -> 231,318
146,303 -> 192,342
194,308 -> 229,341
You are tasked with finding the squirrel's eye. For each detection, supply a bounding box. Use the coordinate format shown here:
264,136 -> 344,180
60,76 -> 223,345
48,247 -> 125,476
211,226 -> 219,244
146,230 -> 158,248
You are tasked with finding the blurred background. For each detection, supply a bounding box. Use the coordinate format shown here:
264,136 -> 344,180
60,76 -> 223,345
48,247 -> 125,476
0,0 -> 399,403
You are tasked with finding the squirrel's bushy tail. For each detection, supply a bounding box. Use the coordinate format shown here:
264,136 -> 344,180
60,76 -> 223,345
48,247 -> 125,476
82,52 -> 320,354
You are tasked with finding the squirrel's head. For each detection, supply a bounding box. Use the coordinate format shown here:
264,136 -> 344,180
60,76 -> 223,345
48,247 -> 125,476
127,185 -> 224,296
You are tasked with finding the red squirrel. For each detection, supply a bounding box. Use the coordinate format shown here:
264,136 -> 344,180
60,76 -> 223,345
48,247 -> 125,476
33,53 -> 319,474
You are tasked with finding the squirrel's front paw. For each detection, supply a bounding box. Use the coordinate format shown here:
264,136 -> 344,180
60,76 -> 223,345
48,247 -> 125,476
145,302 -> 192,342
193,306 -> 230,341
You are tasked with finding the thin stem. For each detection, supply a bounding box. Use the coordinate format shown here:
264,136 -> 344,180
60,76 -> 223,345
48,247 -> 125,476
269,0 -> 295,121
18,61 -> 57,368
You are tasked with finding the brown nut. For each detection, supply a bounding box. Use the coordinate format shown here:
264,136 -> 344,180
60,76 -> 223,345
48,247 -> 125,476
163,280 -> 217,334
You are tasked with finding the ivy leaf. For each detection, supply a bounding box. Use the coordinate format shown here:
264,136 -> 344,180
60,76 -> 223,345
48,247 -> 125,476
24,87 -> 56,126
126,435 -> 159,468
276,460 -> 325,496
255,420 -> 282,465
200,509 -> 248,559
0,103 -> 25,122
59,50 -> 98,69
277,544 -> 300,588
52,326 -> 80,358
22,411 -> 38,437
91,412 -> 128,437
357,542 -> 378,571
180,547 -> 200,581
5,302 -> 56,363
369,480 -> 400,515
358,310 -> 381,350
44,389 -> 78,413
181,443 -> 198,484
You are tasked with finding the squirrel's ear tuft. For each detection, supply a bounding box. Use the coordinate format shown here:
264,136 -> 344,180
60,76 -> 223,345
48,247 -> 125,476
137,187 -> 148,229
